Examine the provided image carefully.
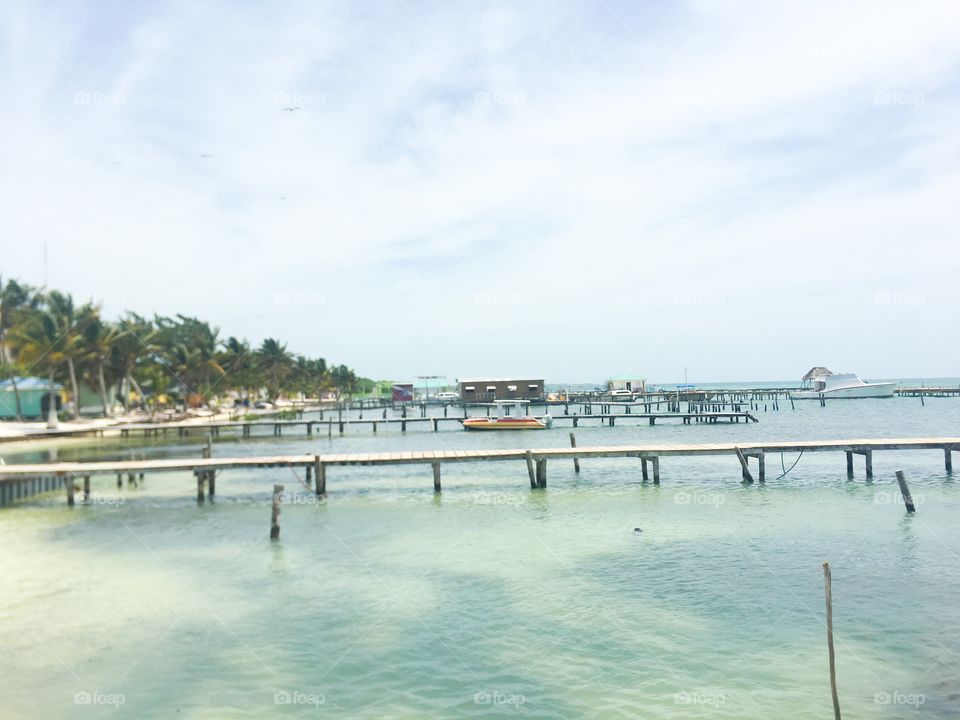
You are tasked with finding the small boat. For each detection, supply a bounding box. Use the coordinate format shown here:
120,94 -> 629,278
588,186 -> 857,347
789,367 -> 896,399
463,400 -> 552,430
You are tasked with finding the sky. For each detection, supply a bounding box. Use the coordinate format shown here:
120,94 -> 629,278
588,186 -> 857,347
1,0 -> 958,384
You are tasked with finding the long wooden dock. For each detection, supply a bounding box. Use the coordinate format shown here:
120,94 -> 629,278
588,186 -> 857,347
0,437 -> 955,506
109,410 -> 757,438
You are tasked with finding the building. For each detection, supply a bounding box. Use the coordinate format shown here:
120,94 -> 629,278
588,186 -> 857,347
607,377 -> 647,394
458,378 -> 544,402
0,376 -> 62,419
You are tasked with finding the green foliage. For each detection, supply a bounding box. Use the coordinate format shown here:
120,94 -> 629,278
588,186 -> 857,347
0,277 -> 358,416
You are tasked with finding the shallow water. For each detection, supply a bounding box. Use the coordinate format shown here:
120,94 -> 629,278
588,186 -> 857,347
2,397 -> 959,718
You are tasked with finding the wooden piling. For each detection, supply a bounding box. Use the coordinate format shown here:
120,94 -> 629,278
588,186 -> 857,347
432,463 -> 441,493
314,456 -> 326,495
207,470 -> 216,496
536,459 -> 547,488
270,484 -> 283,540
641,456 -> 649,482
895,470 -> 915,512
569,433 -> 580,473
64,473 -> 74,506
196,471 -> 205,502
822,561 -> 841,720
525,451 -> 536,489
83,475 -> 91,501
652,456 -> 660,484
845,451 -> 854,478
864,450 -> 873,478
734,447 -> 754,483
946,449 -> 953,474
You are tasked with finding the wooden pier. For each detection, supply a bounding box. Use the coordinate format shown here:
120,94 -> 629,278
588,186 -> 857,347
1,437 -> 955,506
108,410 -> 758,439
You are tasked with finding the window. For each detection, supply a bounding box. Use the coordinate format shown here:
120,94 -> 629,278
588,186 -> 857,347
507,385 -> 517,392
464,386 -> 475,392
486,385 -> 496,392
528,384 -> 538,391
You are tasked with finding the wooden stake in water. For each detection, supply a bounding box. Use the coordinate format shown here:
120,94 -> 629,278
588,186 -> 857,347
823,561 -> 841,720
270,484 -> 284,540
569,433 -> 580,473
895,470 -> 916,513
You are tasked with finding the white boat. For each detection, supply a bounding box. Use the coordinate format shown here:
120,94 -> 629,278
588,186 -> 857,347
789,367 -> 896,399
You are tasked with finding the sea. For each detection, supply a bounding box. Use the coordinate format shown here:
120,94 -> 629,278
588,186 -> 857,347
2,386 -> 959,718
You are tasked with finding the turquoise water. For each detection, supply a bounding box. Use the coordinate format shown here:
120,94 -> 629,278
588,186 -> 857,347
2,397 -> 959,718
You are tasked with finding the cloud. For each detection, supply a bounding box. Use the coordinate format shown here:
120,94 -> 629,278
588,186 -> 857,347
1,0 -> 959,380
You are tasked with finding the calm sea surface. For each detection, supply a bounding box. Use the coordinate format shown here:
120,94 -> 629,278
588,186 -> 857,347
2,394 -> 960,718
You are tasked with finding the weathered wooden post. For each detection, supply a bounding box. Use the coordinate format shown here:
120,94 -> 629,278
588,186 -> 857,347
641,456 -> 649,482
845,451 -> 854,478
525,451 -> 536,489
864,450 -> 873,479
432,463 -> 441,493
196,471 -> 205,503
64,473 -> 74,506
734,447 -> 754,483
652,456 -> 660,484
536,459 -> 547,488
314,456 -> 325,496
270,484 -> 284,540
946,449 -> 953,474
895,470 -> 916,513
207,470 -> 216,496
822,561 -> 841,720
569,433 -> 580,473
83,475 -> 91,501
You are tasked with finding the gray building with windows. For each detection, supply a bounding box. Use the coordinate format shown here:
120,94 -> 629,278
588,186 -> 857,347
457,378 -> 544,402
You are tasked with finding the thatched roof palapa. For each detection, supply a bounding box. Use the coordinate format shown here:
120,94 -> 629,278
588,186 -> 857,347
801,366 -> 833,381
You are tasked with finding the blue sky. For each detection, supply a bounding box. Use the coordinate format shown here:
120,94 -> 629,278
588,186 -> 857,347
1,0 -> 958,383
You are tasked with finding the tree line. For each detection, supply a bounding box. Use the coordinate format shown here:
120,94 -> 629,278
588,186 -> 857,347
0,277 -> 364,422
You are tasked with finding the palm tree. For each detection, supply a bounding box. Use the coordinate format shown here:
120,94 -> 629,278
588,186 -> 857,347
0,277 -> 37,419
80,309 -> 126,417
45,292 -> 88,419
154,315 -> 225,409
10,305 -> 67,428
255,338 -> 294,401
114,313 -> 156,412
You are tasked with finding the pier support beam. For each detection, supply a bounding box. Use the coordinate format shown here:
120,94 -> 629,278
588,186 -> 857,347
569,433 -> 580,473
652,456 -> 660,484
432,463 -> 441,493
535,459 -> 547,488
946,449 -> 953,474
734,447 -> 754,484
525,451 -> 537,489
64,474 -> 74,506
641,456 -> 649,482
207,470 -> 216,497
196,471 -> 205,502
314,456 -> 326,496
845,451 -> 854,478
83,475 -> 91,501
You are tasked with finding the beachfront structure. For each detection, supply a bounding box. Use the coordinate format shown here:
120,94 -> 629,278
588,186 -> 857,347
458,378 -> 544,402
0,376 -> 62,419
607,377 -> 647,394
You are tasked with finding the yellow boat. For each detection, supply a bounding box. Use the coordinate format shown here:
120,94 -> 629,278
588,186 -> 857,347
463,400 -> 551,430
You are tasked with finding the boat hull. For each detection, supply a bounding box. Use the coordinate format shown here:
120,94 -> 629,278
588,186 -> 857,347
463,418 -> 547,430
789,382 -> 897,399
